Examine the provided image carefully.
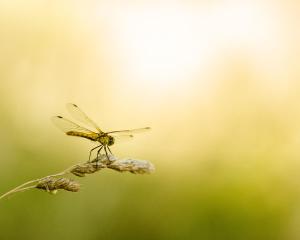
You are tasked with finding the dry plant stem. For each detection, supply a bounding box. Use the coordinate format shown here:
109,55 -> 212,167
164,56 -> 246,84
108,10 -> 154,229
0,167 -> 74,200
0,186 -> 37,199
0,154 -> 155,200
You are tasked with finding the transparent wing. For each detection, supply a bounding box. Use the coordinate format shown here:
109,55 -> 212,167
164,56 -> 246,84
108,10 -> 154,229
66,103 -> 103,133
51,116 -> 95,134
111,134 -> 134,144
107,127 -> 151,135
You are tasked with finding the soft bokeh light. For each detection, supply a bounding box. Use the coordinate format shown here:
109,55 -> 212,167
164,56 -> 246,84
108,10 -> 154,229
1,1 -> 300,239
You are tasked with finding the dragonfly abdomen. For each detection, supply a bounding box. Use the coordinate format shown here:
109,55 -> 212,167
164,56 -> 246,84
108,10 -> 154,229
66,131 -> 98,141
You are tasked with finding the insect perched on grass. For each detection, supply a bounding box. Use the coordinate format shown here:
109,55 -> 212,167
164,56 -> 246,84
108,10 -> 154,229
52,103 -> 150,161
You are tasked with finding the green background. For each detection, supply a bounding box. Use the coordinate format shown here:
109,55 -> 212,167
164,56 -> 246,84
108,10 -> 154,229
1,1 -> 300,239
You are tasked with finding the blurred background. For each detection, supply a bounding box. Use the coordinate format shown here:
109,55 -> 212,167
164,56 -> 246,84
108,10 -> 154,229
0,0 -> 300,239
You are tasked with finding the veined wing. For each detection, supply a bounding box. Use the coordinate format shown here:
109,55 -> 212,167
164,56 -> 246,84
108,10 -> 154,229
52,116 -> 97,138
111,134 -> 134,144
66,103 -> 103,133
107,127 -> 151,135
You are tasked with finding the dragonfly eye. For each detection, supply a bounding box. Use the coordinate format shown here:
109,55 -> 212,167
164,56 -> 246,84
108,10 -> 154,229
108,136 -> 115,146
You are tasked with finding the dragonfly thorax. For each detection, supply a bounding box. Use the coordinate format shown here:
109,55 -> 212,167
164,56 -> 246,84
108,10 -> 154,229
98,134 -> 115,146
108,135 -> 115,146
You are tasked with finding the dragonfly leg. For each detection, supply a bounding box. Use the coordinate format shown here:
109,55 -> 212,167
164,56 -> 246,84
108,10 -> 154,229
89,145 -> 101,162
104,146 -> 110,161
93,145 -> 103,167
96,145 -> 104,160
107,146 -> 113,155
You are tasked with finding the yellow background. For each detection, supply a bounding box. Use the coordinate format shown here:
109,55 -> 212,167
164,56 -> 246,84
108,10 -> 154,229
0,1 -> 300,239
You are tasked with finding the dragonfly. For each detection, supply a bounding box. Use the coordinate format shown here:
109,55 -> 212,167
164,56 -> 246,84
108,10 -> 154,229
52,103 -> 150,162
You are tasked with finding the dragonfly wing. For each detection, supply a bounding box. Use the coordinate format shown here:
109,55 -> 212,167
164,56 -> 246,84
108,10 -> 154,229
111,134 -> 134,144
66,103 -> 103,133
107,127 -> 151,135
52,116 -> 95,134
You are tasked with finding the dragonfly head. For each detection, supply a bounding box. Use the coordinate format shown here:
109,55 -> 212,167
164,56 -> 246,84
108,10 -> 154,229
108,135 -> 115,146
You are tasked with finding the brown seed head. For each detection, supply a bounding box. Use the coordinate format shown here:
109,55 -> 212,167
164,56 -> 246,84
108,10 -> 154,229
70,162 -> 104,177
108,159 -> 155,174
36,177 -> 80,192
